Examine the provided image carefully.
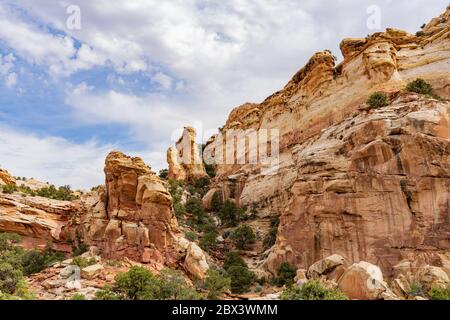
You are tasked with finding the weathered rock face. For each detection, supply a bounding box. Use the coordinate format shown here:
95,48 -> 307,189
202,6 -> 450,275
79,151 -> 180,262
168,127 -> 207,181
0,168 -> 15,185
0,193 -> 77,251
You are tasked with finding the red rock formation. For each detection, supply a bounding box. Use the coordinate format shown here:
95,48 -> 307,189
202,5 -> 450,275
168,127 -> 207,181
80,151 -> 180,262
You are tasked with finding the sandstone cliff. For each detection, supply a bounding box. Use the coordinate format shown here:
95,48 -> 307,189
201,5 -> 450,275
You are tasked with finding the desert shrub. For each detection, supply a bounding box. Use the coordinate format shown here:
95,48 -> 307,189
223,252 -> 246,272
36,185 -> 78,201
226,265 -> 255,294
114,266 -> 159,300
72,234 -> 88,257
97,267 -> 201,300
0,262 -> 23,294
211,191 -> 222,212
263,216 -> 280,250
204,163 -> 216,178
204,268 -> 231,300
273,262 -> 296,287
72,256 -> 97,269
416,31 -> 425,37
71,293 -> 86,300
409,282 -> 425,297
367,92 -> 388,109
169,180 -> 186,218
230,225 -> 256,250
158,169 -> 168,180
0,278 -> 35,300
155,268 -> 201,300
1,184 -> 17,194
218,200 -> 243,227
281,280 -> 348,300
406,78 -> 433,95
199,231 -> 218,252
429,284 -> 450,300
95,285 -> 124,300
185,231 -> 197,242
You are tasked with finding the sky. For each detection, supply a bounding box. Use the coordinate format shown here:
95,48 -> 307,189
0,0 -> 448,189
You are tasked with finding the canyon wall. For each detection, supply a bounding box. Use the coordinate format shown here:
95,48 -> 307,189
203,5 -> 450,275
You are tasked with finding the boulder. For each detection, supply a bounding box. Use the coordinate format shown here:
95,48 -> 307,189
338,261 -> 388,300
307,254 -> 345,279
183,242 -> 209,279
415,265 -> 449,292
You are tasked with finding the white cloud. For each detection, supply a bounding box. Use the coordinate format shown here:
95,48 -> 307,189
5,72 -> 17,88
0,125 -> 115,189
0,53 -> 17,88
0,0 -> 448,187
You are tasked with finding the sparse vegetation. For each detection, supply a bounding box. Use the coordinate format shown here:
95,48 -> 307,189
204,163 -> 216,178
95,266 -> 201,300
158,169 -> 168,180
263,215 -> 280,250
185,231 -> 197,242
409,282 -> 425,298
230,225 -> 256,250
1,182 -> 79,201
273,262 -> 296,287
199,230 -> 218,252
429,284 -> 450,300
70,293 -> 86,300
281,280 -> 348,300
406,78 -> 433,95
72,256 -> 97,269
1,184 -> 17,194
204,268 -> 231,300
222,252 -> 254,294
367,92 -> 388,109
218,200 -> 244,227
211,191 -> 222,212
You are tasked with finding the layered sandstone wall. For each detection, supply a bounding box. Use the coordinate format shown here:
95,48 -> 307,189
202,5 -> 450,275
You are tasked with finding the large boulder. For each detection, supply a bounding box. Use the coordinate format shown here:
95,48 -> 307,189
183,242 -> 209,279
0,168 -> 15,185
307,254 -> 345,279
338,261 -> 389,300
415,265 -> 449,292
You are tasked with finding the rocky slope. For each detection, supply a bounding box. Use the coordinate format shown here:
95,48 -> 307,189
202,5 -> 450,276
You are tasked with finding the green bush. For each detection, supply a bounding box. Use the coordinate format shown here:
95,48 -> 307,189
230,225 -> 256,250
281,280 -> 348,300
406,78 -> 433,95
185,231 -> 197,242
158,169 -> 168,180
72,234 -> 88,256
409,282 -> 425,297
227,265 -> 255,294
114,266 -> 158,300
199,231 -> 218,252
204,164 -> 216,178
0,262 -> 23,294
273,262 -> 296,287
223,252 -> 246,272
71,293 -> 86,300
367,92 -> 388,109
72,256 -> 97,269
211,192 -> 222,212
429,284 -> 450,300
263,216 -> 280,250
36,185 -> 78,201
204,269 -> 231,300
218,200 -> 243,227
1,184 -> 17,194
96,267 -> 201,300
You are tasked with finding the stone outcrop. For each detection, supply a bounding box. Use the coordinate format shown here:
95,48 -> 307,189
338,261 -> 390,300
0,168 -> 15,185
0,193 -> 77,251
201,5 -> 450,275
183,242 -> 209,279
79,151 -> 180,262
167,127 -> 207,181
